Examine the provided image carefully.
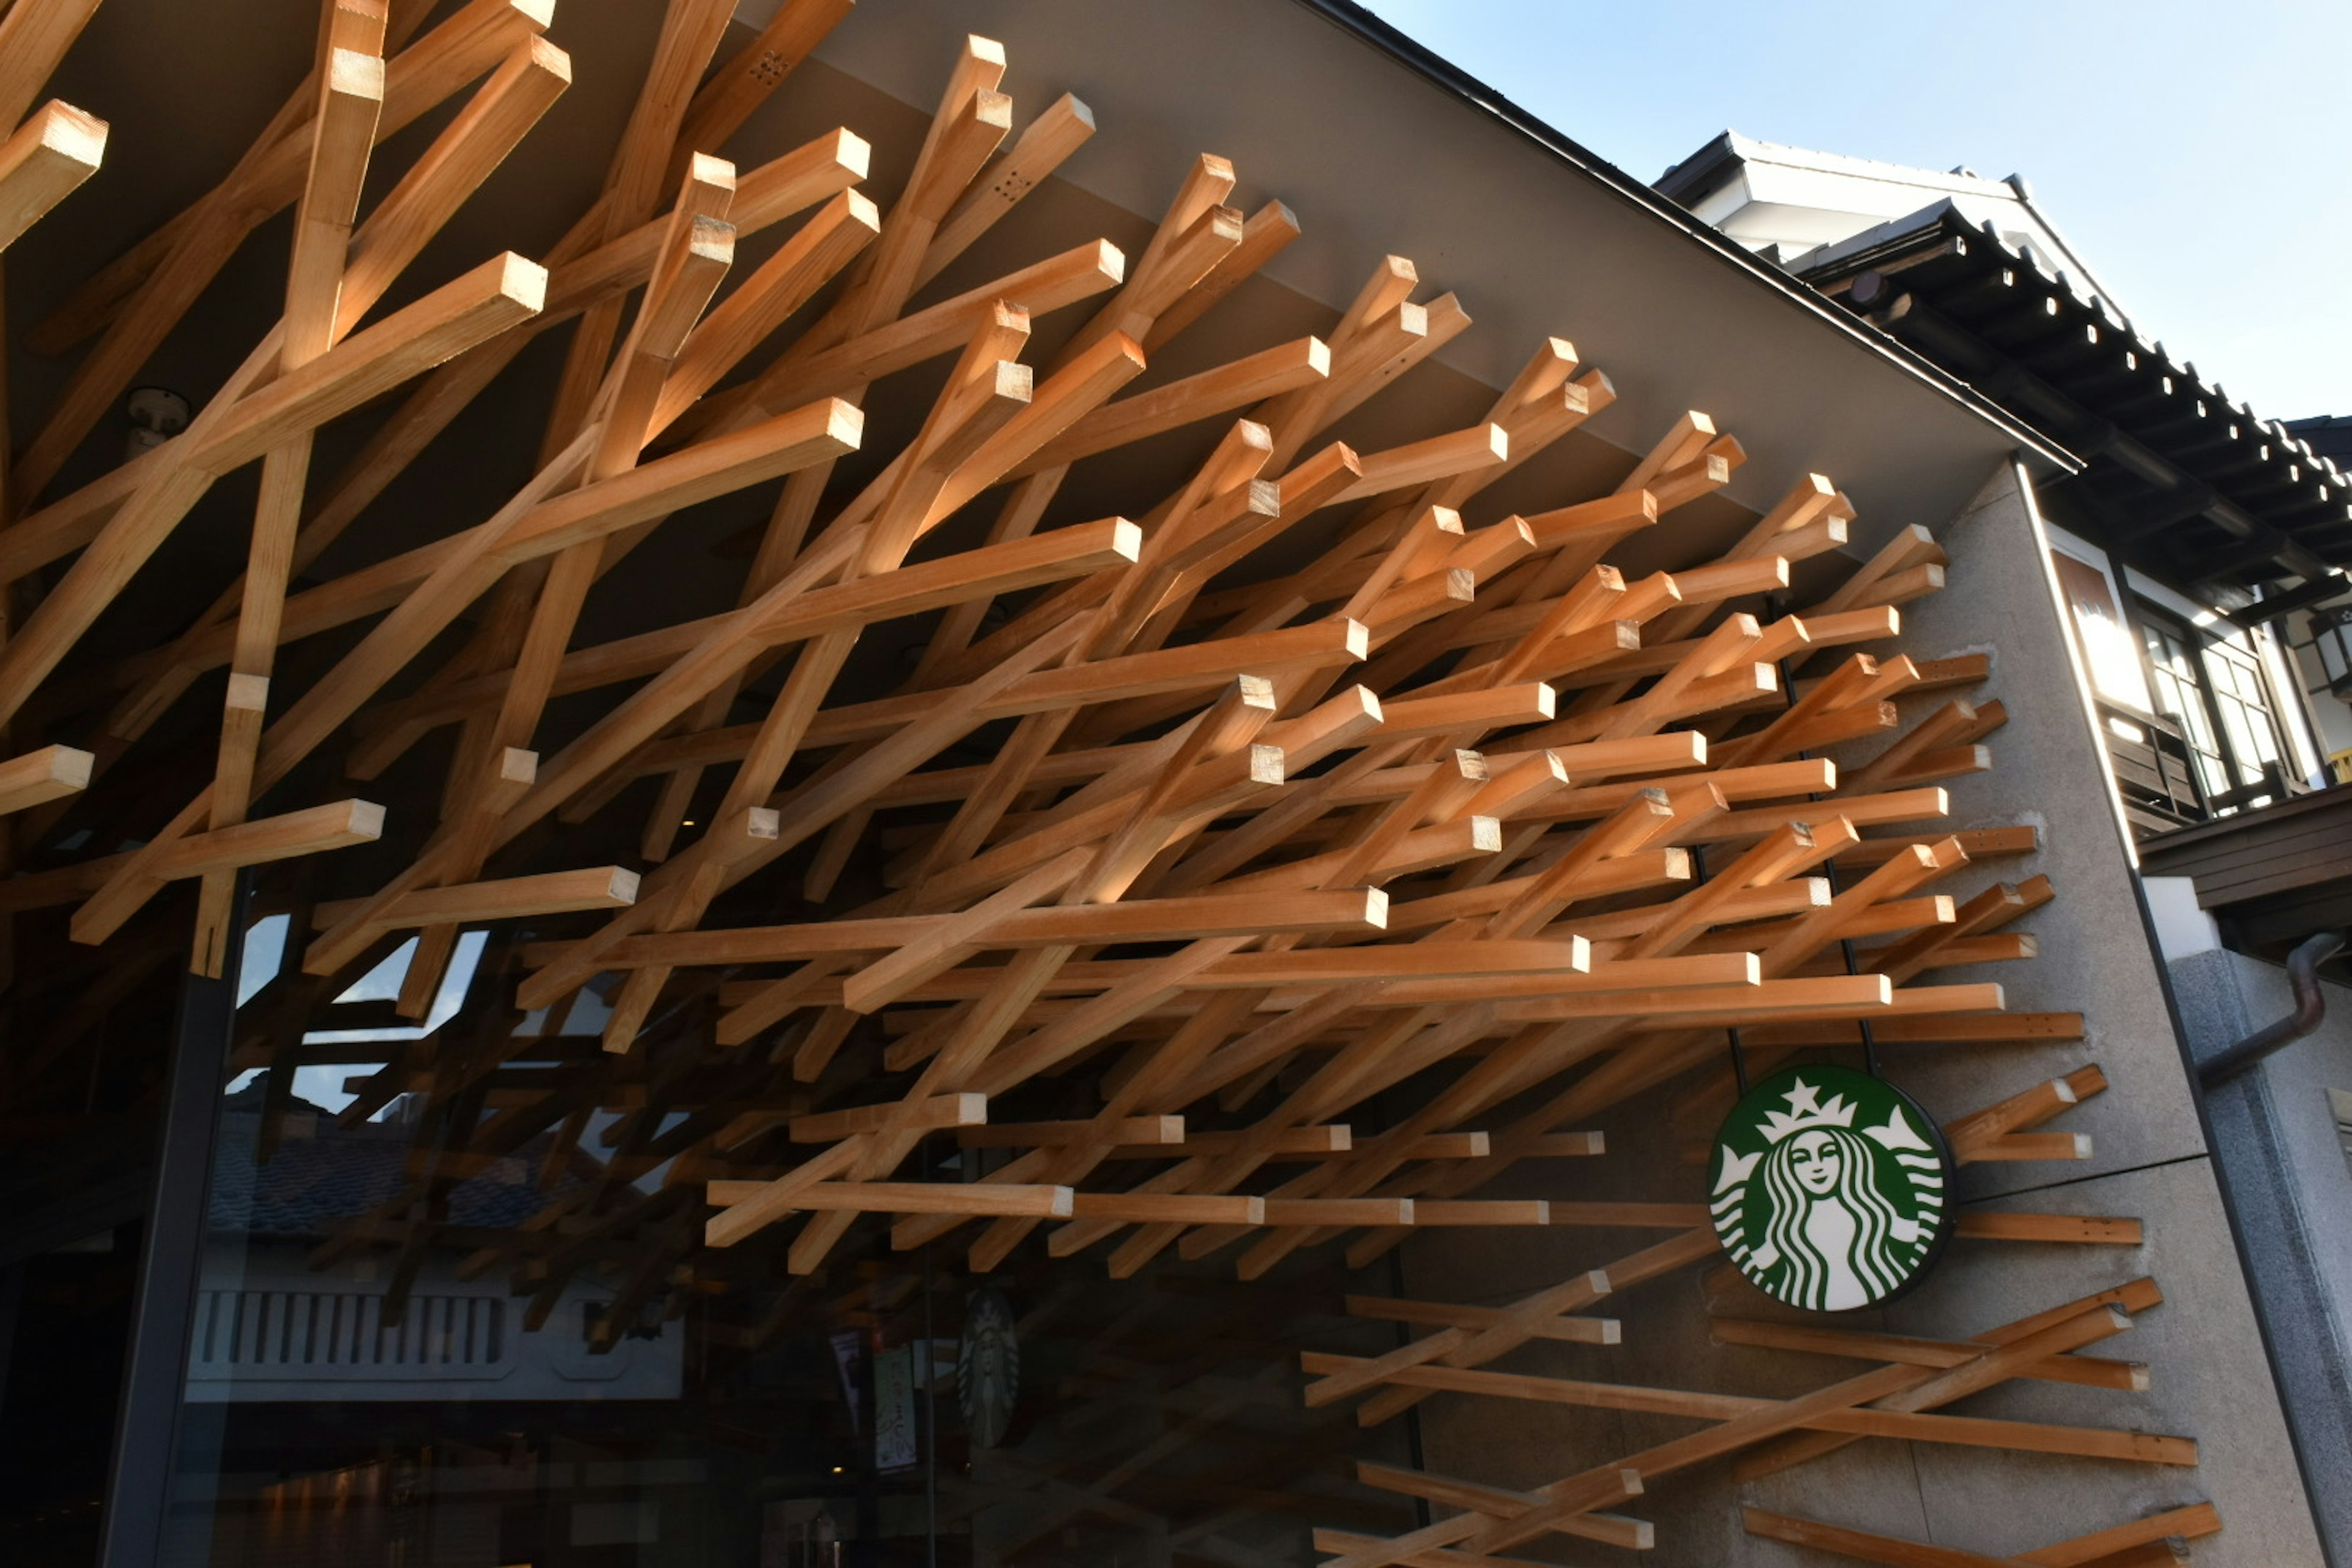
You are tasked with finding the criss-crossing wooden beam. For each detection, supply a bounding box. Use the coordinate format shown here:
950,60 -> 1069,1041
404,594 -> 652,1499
0,13 -> 2206,1556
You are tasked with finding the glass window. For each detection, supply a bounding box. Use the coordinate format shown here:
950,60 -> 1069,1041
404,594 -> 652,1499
2136,603 -> 2298,815
80,872 -> 1417,1568
2140,616 -> 2234,801
0,892 -> 191,1567
2202,634 -> 2286,800
2051,551 -> 2154,712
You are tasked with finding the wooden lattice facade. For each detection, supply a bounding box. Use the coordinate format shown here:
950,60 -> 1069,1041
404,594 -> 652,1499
0,2 -> 2271,1563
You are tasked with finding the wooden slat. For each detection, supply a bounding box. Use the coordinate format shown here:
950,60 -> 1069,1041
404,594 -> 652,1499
0,99 -> 106,252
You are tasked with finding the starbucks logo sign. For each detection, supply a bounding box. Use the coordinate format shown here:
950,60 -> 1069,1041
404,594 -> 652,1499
957,1287 -> 1022,1449
1709,1066 -> 1952,1311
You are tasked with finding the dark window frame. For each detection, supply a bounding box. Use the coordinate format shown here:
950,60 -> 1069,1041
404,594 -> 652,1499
2124,594 -> 2299,816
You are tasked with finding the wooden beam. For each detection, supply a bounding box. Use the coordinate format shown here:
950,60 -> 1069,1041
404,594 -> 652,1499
0,99 -> 105,253
0,743 -> 92,814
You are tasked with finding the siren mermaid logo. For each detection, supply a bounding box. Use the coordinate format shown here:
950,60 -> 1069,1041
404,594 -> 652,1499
1708,1066 -> 1953,1311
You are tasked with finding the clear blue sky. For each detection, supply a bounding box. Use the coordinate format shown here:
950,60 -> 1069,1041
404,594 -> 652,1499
1355,1 -> 2351,421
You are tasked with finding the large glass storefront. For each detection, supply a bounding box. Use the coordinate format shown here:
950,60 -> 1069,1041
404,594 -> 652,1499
1,879 -> 1416,1568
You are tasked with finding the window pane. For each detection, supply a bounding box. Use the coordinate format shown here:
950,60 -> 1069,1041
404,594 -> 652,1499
2141,620 -> 2232,799
2050,552 -> 2154,710
2202,636 -> 2287,797
134,872 -> 1418,1568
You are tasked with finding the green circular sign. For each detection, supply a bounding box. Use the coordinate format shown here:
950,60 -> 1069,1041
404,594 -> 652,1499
1708,1065 -> 1953,1311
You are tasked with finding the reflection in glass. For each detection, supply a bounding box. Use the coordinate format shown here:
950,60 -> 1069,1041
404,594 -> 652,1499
92,878 -> 1416,1568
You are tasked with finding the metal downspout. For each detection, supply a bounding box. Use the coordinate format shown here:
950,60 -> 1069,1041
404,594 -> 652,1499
2201,930 -> 2350,1087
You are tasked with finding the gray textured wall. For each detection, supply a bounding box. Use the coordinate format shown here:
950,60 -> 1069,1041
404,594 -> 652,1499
1408,464 -> 2324,1564
2171,946 -> 2352,1557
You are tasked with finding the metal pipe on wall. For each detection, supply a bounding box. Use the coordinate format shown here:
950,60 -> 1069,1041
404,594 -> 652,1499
2202,930 -> 2350,1087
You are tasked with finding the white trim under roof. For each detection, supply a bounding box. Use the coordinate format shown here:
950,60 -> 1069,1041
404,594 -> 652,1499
1665,131 -> 2117,312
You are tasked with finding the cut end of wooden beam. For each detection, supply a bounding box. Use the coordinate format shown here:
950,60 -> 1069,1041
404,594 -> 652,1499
225,673 -> 269,712
1232,674 -> 1278,710
604,867 -> 641,905
0,102 -> 109,254
524,34 -> 573,85
0,744 -> 96,813
350,801 -> 388,840
1362,886 -> 1390,930
708,806 -> 784,865
1088,237 -> 1128,288
984,357 -> 1032,402
821,396 -> 867,450
831,127 -> 872,181
685,150 -> 736,193
491,250 -> 549,314
53,745 -> 96,791
684,215 -> 736,271
326,47 -> 386,100
29,100 -> 109,168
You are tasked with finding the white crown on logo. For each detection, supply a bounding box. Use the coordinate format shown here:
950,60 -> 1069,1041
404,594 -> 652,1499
1756,1077 -> 1859,1144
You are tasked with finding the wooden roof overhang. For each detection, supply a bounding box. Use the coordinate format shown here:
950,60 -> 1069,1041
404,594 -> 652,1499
1800,208 -> 2352,595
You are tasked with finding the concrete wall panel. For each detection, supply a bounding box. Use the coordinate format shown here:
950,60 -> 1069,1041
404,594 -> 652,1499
1406,464 -> 2323,1564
